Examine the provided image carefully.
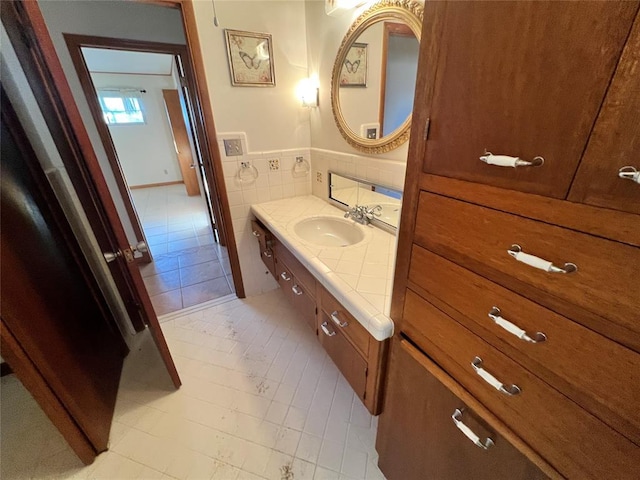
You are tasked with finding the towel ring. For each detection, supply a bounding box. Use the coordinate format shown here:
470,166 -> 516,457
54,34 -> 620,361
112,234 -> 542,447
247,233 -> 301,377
292,156 -> 310,177
237,161 -> 259,184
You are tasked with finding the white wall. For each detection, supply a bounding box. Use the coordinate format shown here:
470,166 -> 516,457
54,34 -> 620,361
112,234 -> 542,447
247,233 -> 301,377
192,0 -> 311,152
38,0 -> 186,247
192,1 -> 313,296
90,72 -> 184,187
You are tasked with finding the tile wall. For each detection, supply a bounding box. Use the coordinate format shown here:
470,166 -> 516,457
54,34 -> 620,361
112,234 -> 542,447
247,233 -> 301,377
216,133 -> 312,297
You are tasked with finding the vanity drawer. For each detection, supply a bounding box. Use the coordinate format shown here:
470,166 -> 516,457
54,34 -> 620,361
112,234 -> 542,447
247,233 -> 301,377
414,192 -> 640,352
320,287 -> 370,357
251,220 -> 276,277
377,337 -> 549,480
402,290 -> 640,479
408,245 -> 640,445
318,311 -> 367,402
291,277 -> 316,334
274,240 -> 316,297
275,257 -> 294,302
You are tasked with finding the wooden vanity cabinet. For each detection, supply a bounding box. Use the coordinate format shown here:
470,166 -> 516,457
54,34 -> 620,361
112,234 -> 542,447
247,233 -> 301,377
251,221 -> 389,415
377,338 -> 548,480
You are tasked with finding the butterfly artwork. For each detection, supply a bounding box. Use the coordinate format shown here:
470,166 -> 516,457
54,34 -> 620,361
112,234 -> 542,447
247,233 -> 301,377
224,29 -> 275,86
340,42 -> 367,87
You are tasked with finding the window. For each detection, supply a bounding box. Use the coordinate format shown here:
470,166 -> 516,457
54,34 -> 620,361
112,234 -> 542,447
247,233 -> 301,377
98,91 -> 145,125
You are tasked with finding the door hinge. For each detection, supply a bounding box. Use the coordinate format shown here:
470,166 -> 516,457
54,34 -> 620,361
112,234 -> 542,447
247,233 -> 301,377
423,117 -> 431,141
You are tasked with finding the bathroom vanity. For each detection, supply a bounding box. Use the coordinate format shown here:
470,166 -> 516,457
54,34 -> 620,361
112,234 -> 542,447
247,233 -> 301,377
251,195 -> 397,415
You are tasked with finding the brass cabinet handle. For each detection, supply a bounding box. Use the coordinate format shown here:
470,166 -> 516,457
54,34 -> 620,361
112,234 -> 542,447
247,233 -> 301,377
292,285 -> 303,296
452,409 -> 495,450
488,307 -> 546,344
618,166 -> 640,184
330,310 -> 348,328
280,272 -> 291,281
320,321 -> 336,337
479,151 -> 544,168
471,357 -> 521,396
508,244 -> 577,274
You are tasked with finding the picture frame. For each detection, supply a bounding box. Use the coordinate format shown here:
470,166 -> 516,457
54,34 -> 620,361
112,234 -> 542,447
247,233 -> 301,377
224,29 -> 275,87
339,42 -> 367,87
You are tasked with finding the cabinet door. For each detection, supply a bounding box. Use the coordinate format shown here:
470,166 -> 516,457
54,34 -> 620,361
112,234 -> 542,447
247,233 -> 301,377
291,277 -> 316,333
421,1 -> 638,198
567,15 -> 640,215
275,257 -> 293,303
376,338 -> 547,480
318,312 -> 367,401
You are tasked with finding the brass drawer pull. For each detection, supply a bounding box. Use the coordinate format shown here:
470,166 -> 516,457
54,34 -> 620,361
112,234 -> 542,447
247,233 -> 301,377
280,272 -> 291,281
479,151 -> 544,168
292,285 -> 303,296
320,321 -> 336,337
252,230 -> 261,237
330,310 -> 348,328
263,250 -> 272,258
488,307 -> 546,344
508,244 -> 577,274
618,166 -> 640,184
471,357 -> 521,396
452,409 -> 495,450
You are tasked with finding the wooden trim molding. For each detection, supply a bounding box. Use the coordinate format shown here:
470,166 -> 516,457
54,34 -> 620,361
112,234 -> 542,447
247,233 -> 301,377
129,180 -> 183,190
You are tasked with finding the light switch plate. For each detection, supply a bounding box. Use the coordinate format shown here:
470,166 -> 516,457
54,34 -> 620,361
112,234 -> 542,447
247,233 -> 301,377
316,171 -> 322,183
223,139 -> 243,156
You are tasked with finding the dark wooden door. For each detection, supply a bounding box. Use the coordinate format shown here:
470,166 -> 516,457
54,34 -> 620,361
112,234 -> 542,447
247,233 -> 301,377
377,338 -> 547,480
2,0 -> 181,389
0,92 -> 127,456
420,1 -> 639,198
567,13 -> 640,215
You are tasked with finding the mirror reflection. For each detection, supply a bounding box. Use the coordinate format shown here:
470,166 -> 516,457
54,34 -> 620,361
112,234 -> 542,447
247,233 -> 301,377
328,172 -> 402,231
339,21 -> 419,141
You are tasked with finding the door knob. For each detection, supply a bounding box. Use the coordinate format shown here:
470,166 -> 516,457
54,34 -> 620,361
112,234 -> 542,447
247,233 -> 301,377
103,241 -> 148,263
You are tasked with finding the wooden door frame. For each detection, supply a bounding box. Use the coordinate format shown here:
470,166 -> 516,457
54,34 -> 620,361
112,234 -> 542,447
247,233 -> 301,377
1,0 -> 182,388
378,22 -> 416,137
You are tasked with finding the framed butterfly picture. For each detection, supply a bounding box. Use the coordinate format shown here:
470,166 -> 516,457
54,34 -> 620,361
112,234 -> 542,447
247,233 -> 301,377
340,42 -> 367,87
224,29 -> 275,87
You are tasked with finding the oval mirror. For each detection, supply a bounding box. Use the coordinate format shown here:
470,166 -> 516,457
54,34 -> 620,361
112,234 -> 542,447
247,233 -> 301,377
331,0 -> 423,154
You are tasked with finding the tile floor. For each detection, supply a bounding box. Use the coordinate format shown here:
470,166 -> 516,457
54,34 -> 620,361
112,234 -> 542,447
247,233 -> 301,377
1,289 -> 387,480
131,184 -> 235,315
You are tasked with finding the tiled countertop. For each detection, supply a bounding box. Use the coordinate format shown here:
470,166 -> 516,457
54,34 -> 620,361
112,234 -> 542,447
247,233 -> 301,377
251,195 -> 396,340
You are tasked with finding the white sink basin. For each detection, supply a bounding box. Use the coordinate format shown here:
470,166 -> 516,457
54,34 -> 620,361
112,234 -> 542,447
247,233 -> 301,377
294,216 -> 364,247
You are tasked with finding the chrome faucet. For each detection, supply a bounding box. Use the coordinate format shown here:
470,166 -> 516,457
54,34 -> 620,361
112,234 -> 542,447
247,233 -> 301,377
344,204 -> 382,225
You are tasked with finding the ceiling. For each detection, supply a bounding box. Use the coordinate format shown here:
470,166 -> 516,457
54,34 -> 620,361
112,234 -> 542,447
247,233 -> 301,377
82,48 -> 174,76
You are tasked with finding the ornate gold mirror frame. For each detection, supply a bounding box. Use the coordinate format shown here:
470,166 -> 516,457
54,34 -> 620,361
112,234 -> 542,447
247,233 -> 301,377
331,0 -> 423,154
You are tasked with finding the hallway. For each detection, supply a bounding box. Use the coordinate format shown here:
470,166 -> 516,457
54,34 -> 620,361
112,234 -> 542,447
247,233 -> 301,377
131,184 -> 234,316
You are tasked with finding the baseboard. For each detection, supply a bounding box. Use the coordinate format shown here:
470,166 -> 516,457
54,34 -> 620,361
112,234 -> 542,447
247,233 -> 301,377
129,181 -> 183,190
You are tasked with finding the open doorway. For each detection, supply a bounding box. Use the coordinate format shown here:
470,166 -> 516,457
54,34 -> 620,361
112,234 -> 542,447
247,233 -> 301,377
66,37 -> 236,316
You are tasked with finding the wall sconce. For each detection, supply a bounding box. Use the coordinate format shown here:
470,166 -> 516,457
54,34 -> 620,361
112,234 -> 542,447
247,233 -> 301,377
297,78 -> 319,108
325,0 -> 369,16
